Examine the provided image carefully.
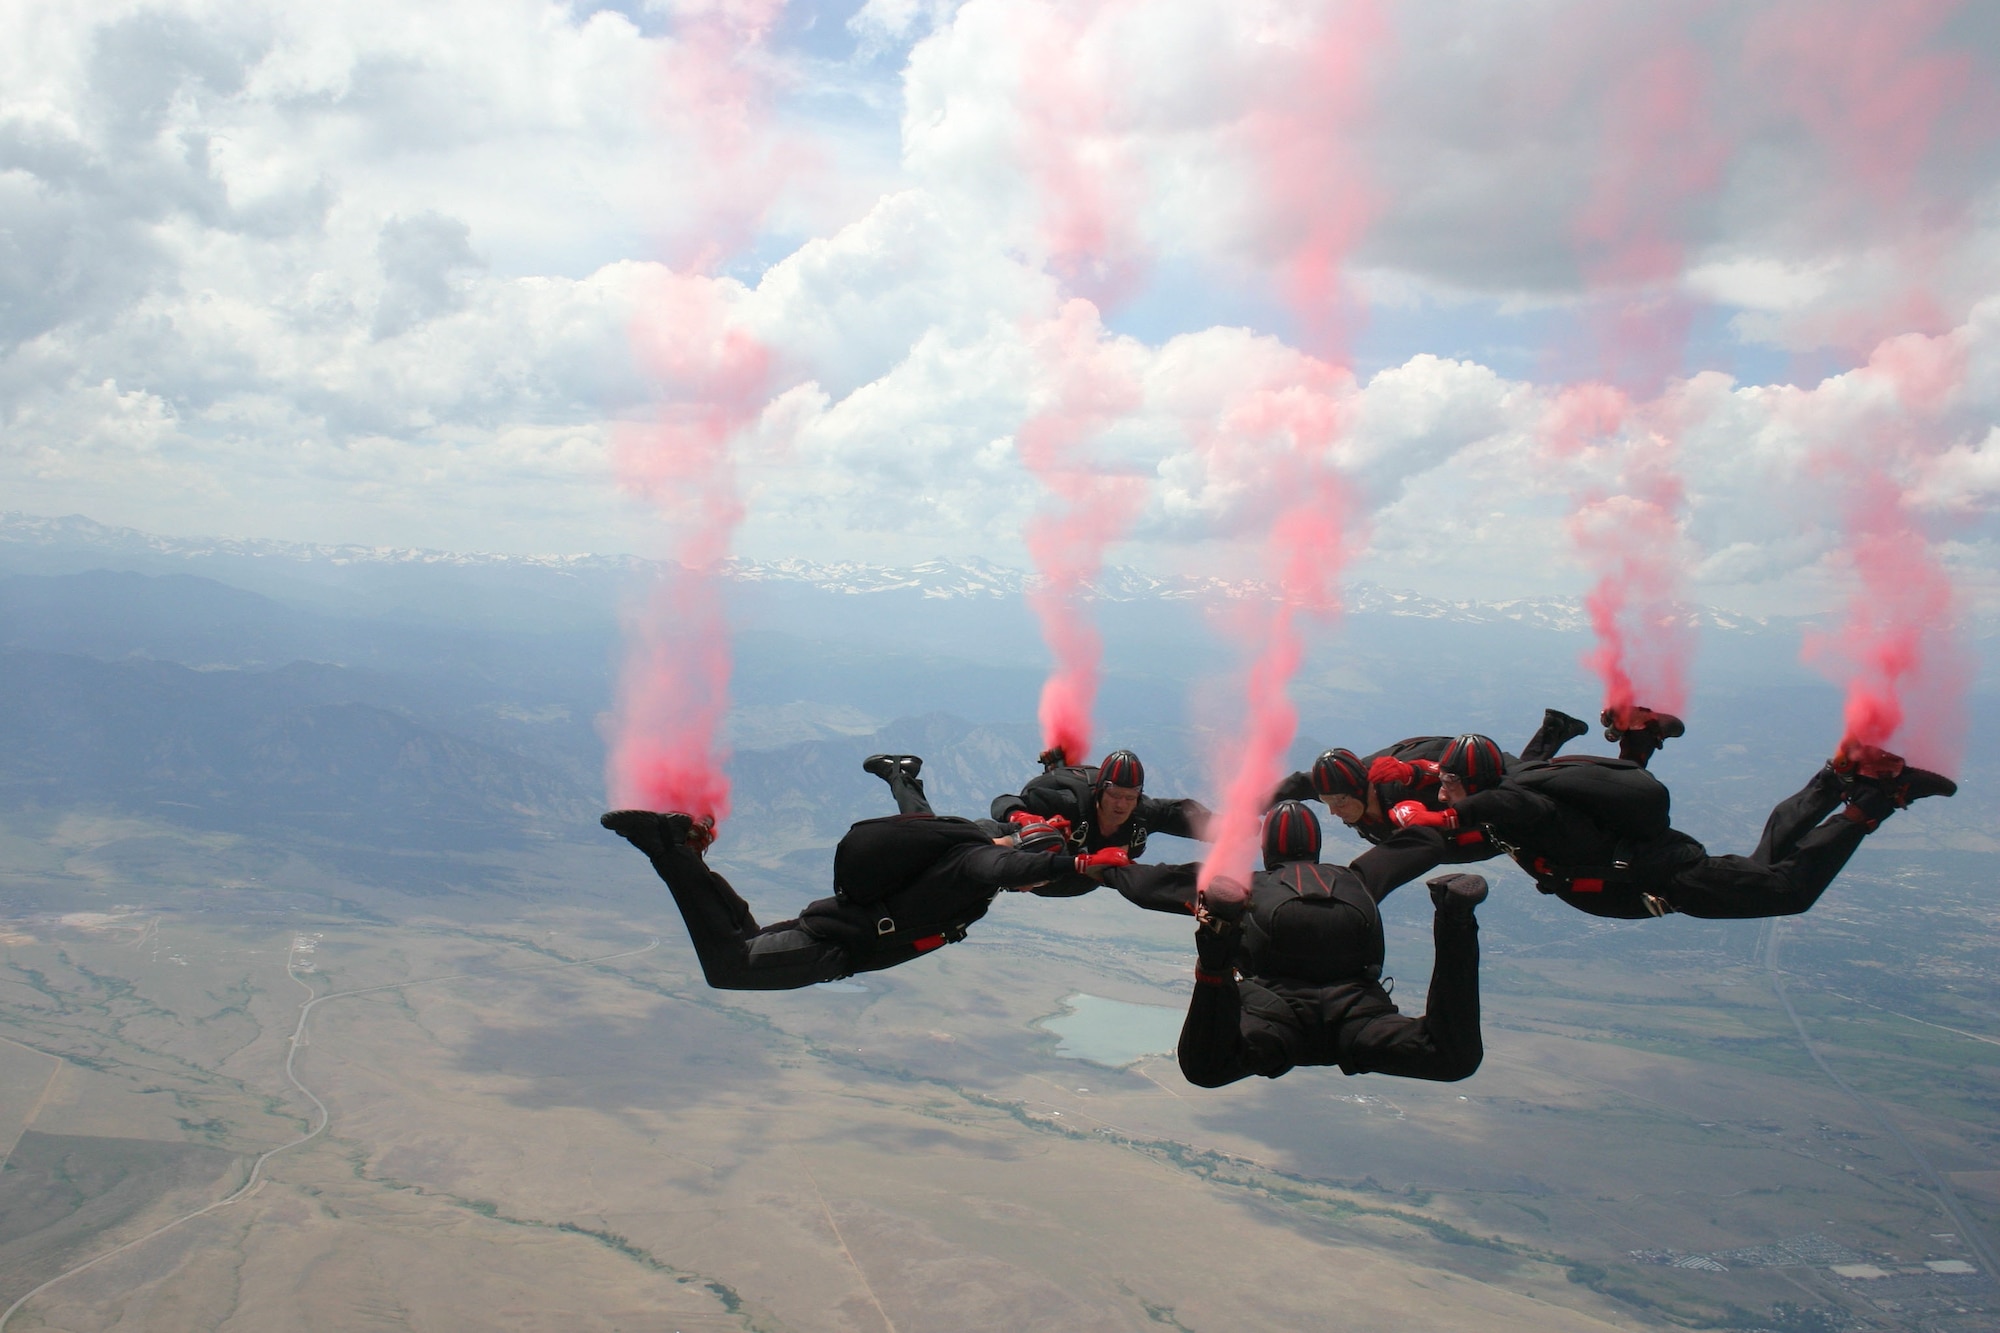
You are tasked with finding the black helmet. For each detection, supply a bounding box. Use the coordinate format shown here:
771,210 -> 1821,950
1261,800 -> 1323,870
1096,749 -> 1144,791
1311,748 -> 1367,799
1440,734 -> 1505,793
1013,820 -> 1068,854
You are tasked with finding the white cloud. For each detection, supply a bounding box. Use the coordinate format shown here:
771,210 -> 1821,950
0,0 -> 1995,616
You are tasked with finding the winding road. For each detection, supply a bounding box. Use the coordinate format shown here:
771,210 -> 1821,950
0,933 -> 660,1332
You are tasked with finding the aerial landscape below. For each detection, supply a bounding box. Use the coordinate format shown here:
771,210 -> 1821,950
4,2 -> 1999,1330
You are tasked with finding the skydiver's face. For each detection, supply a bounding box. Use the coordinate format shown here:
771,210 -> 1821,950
1439,773 -> 1467,803
1095,783 -> 1140,832
1324,793 -> 1365,825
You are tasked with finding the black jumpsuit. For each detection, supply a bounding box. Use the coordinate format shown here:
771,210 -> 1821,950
636,837 -> 1091,991
1176,862 -> 1483,1087
1274,736 -> 1505,894
989,764 -> 1213,917
990,765 -> 1212,855
1377,760 -> 1865,920
1298,712 -> 1596,898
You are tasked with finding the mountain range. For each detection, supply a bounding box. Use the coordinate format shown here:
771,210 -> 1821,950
0,511 -> 1785,634
0,510 -> 1988,903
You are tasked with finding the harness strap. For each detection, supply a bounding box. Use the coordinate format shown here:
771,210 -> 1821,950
874,917 -> 973,947
1511,852 -> 1636,895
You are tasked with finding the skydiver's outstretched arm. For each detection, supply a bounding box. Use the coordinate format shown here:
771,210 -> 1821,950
1270,770 -> 1317,806
1141,795 -> 1214,841
942,842 -> 1083,890
990,791 -> 1028,822
1099,861 -> 1201,915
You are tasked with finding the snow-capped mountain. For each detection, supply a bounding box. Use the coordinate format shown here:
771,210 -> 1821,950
0,511 -> 1775,635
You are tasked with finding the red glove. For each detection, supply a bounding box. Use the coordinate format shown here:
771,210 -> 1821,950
1009,811 -> 1071,834
1388,801 -> 1457,830
1407,759 -> 1441,785
1074,847 -> 1132,871
1368,756 -> 1413,785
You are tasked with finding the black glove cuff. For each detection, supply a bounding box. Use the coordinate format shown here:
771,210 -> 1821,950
1194,923 -> 1240,971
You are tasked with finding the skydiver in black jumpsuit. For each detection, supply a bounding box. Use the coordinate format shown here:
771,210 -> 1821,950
867,751 -> 1196,917
982,747 -> 1210,915
1379,736 -> 1956,920
1175,801 -> 1489,1088
1269,705 -> 1688,898
989,748 -> 1212,856
600,800 -> 1130,991
1261,709 -> 1591,892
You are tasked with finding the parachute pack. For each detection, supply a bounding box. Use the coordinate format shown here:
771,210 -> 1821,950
1241,861 -> 1385,985
1507,756 -> 1671,840
833,813 -> 995,906
1017,765 -> 1097,823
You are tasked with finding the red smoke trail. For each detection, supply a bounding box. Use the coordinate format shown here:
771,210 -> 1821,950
1196,380 -> 1355,893
609,277 -> 772,819
1544,385 -> 1695,720
1744,0 -> 1973,349
654,0 -> 797,270
1569,31 -> 1726,391
1017,0 -> 1146,309
1246,0 -> 1387,357
1195,1 -> 1383,887
1013,2 -> 1150,763
1748,2 -> 1981,771
607,0 -> 792,821
1811,333 -> 1972,774
1825,477 -> 1962,768
1551,15 -> 1727,727
1018,302 -> 1146,765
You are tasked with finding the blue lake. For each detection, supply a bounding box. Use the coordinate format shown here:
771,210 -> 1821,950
1037,993 -> 1183,1068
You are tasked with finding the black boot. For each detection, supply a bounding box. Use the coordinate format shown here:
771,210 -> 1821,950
1545,709 -> 1591,745
601,810 -> 713,857
602,810 -> 666,858
1428,873 -> 1489,919
1850,766 -> 1957,813
1604,706 -> 1685,767
1894,767 -> 1958,805
863,754 -> 923,782
1831,744 -> 1955,810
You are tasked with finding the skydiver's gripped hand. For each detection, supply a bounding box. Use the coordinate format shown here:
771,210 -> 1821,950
1194,874 -> 1248,927
1371,756 -> 1442,787
1368,755 -> 1413,785
1192,902 -> 1242,978
1074,847 -> 1132,875
1389,800 -> 1457,830
1009,810 -> 1070,833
